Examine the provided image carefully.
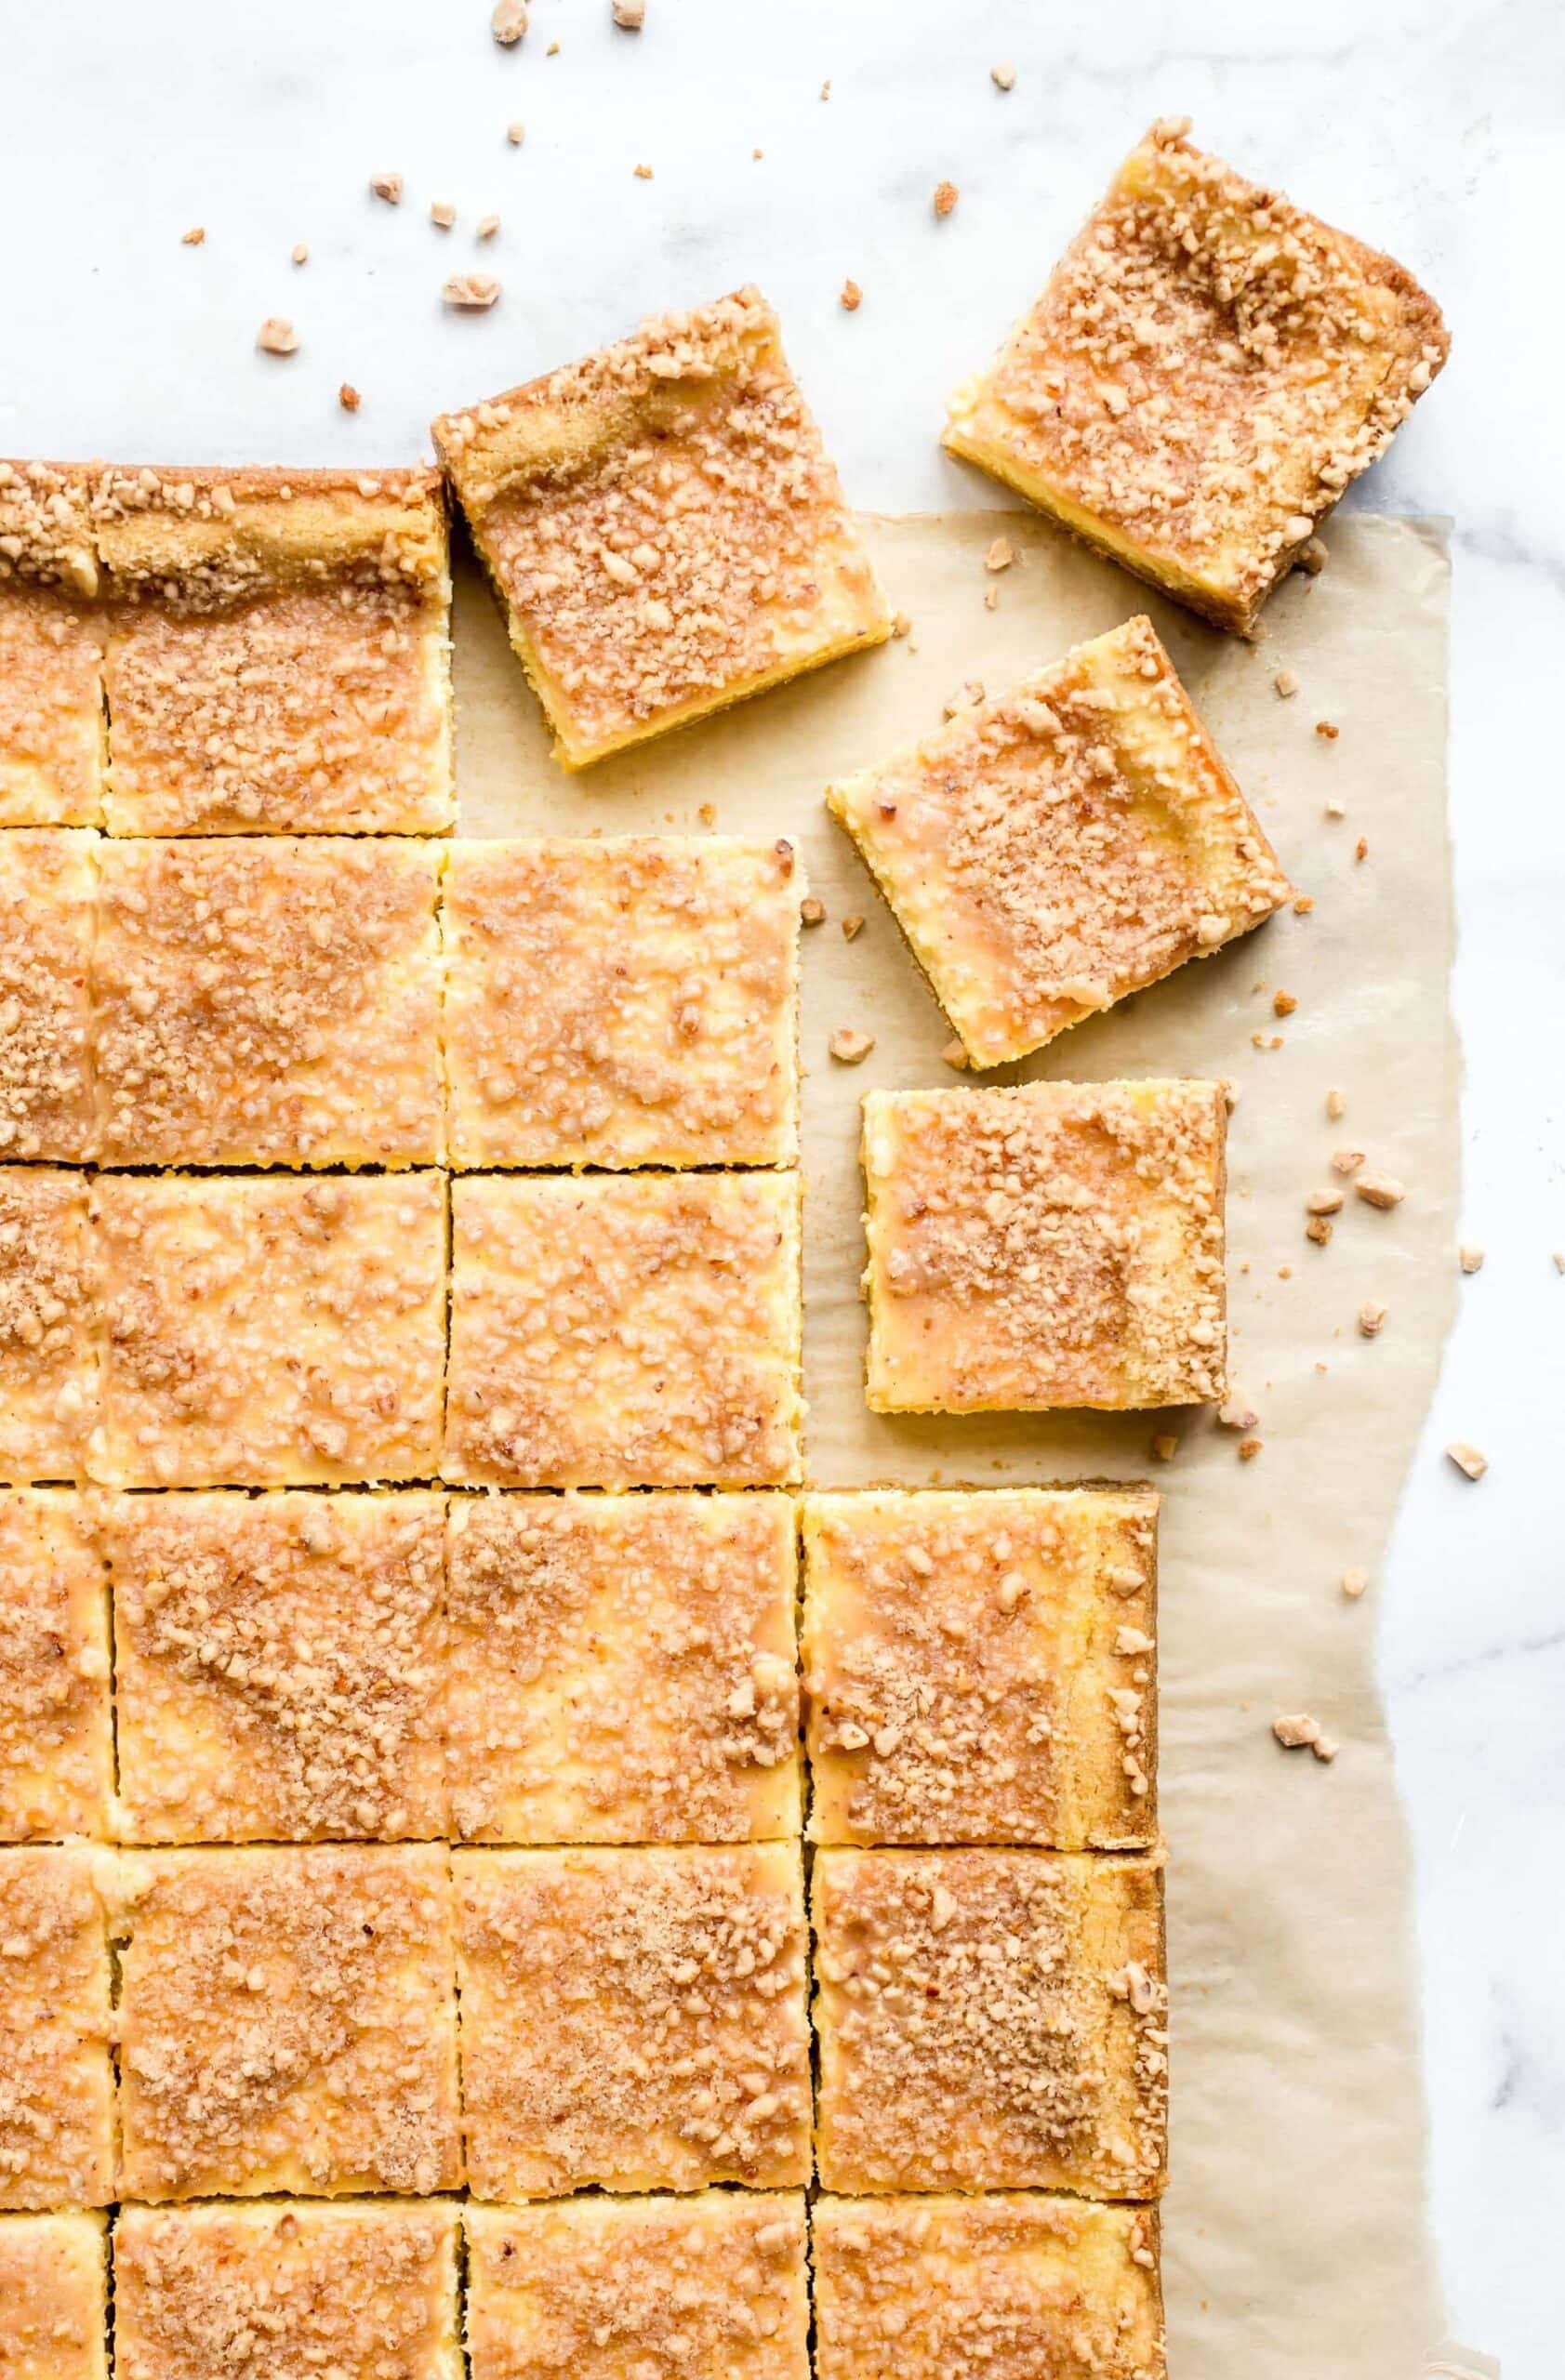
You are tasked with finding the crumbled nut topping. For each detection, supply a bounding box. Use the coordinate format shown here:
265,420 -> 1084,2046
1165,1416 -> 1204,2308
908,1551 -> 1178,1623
1355,1171 -> 1404,1210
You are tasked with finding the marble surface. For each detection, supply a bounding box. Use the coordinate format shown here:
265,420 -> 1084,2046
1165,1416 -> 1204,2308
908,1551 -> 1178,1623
2,2 -> 1558,2368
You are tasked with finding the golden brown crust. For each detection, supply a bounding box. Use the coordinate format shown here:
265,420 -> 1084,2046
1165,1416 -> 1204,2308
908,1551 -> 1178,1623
0,2213 -> 109,2380
0,1169 -> 98,1488
0,1492 -> 112,1844
812,1847 -> 1168,2197
0,830 -> 96,1163
0,1845 -> 115,2210
0,464 -> 99,599
454,1844 -> 812,2197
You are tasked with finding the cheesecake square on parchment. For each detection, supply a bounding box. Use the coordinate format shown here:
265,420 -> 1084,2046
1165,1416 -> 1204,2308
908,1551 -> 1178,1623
445,1490 -> 800,1844
944,120 -> 1449,635
0,2214 -> 110,2380
444,1171 -> 802,1488
97,466 -> 453,834
812,1846 -> 1167,2197
454,1843 -> 811,2198
108,1489 -> 446,1844
0,828 -> 97,1162
0,1168 -> 98,1487
813,2194 -> 1165,2380
465,2194 -> 810,2380
94,836 -> 444,1168
860,1079 -> 1227,1413
432,287 -> 892,767
0,1844 -> 114,2209
91,1171 -> 446,1487
113,2202 -> 461,2380
802,1487 -> 1157,1850
0,461 -> 103,827
114,1844 -> 460,2201
0,1490 -> 112,1844
441,836 -> 802,1169
827,617 -> 1291,1067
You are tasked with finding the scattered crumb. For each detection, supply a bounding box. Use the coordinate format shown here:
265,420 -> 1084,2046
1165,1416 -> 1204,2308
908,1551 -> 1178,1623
1354,837 -> 1369,863
820,79 -> 830,100
800,897 -> 826,928
1341,1568 -> 1369,1601
943,680 -> 986,719
1238,1437 -> 1263,1462
934,179 -> 960,218
1326,1088 -> 1346,1121
338,382 -> 362,413
1458,1243 -> 1484,1275
1325,799 -> 1346,820
431,201 -> 458,229
256,316 -> 298,355
840,278 -> 862,311
181,225 -> 206,245
1445,1441 -> 1488,1482
547,37 -> 559,53
633,164 -> 655,179
1554,1252 -> 1565,1276
1355,1173 -> 1404,1211
492,0 -> 528,42
985,536 -> 1016,573
613,0 -> 645,23
477,213 -> 500,241
1332,1147 -> 1365,1176
370,170 -> 404,204
940,1038 -> 969,1071
1298,537 -> 1329,575
1293,892 -> 1314,915
1305,1217 -> 1333,1247
1217,1396 -> 1257,1431
1316,720 -> 1340,741
1306,1188 -> 1345,1217
829,1028 -> 874,1065
1273,669 -> 1299,698
753,148 -> 763,160
507,120 -> 524,144
990,61 -> 1016,89
444,272 -> 500,309
1273,1713 -> 1337,1762
983,586 -> 999,611
1149,1434 -> 1179,1463
1273,990 -> 1297,1018
291,243 -> 309,265
1357,1300 -> 1387,1339
890,612 -> 911,640
841,915 -> 864,942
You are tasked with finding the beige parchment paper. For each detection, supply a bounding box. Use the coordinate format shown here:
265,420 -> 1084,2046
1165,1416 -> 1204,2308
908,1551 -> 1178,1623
453,509 -> 1455,2376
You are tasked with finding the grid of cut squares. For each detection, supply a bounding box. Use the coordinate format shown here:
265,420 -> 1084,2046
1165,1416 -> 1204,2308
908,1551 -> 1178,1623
0,462 -> 103,830
0,1845 -> 115,2211
0,1491 -> 113,1843
0,2214 -> 110,2380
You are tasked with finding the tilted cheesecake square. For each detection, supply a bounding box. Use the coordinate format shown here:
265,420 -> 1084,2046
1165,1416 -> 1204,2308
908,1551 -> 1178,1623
109,1490 -> 446,1844
0,2215 -> 110,2380
113,2202 -> 461,2380
827,618 -> 1291,1066
0,1845 -> 114,2208
454,1843 -> 811,2196
812,1847 -> 1167,2196
944,120 -> 1450,635
431,287 -> 892,767
466,2194 -> 810,2380
861,1080 -> 1227,1412
115,1844 -> 460,2200
0,462 -> 103,827
813,2195 -> 1164,2380
0,1491 -> 112,1843
444,1171 -> 802,1488
802,1487 -> 1157,1849
0,1168 -> 98,1487
94,837 -> 444,1168
445,1491 -> 800,1844
442,836 -> 802,1169
92,1171 -> 446,1486
97,466 -> 453,833
0,830 -> 97,1162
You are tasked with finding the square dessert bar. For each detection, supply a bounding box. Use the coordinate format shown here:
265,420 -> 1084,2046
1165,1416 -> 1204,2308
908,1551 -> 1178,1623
812,1847 -> 1167,2197
944,120 -> 1449,635
442,836 -> 802,1169
0,461 -> 104,827
109,1490 -> 446,1844
92,1171 -> 446,1486
0,1491 -> 113,1843
94,836 -> 444,1167
431,286 -> 892,767
0,829 -> 97,1161
0,2215 -> 110,2380
445,1491 -> 800,1844
802,1487 -> 1157,1849
0,1845 -> 115,2209
466,2194 -> 810,2380
96,466 -> 453,833
813,2195 -> 1164,2380
0,1168 -> 98,1486
454,1843 -> 811,2197
827,617 -> 1292,1066
444,1171 -> 802,1488
114,1844 -> 460,2200
113,2202 -> 461,2380
860,1079 -> 1227,1413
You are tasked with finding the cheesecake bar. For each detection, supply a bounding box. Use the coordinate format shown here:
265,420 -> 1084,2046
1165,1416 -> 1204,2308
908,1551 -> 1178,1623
802,1487 -> 1157,1848
944,120 -> 1449,634
0,1491 -> 112,1843
0,461 -> 103,827
109,1490 -> 446,1843
444,1171 -> 802,1488
813,2194 -> 1164,2380
115,1844 -> 460,2200
0,1845 -> 114,2209
445,1490 -> 800,1844
826,617 -> 1291,1066
0,829 -> 97,1161
92,1171 -> 446,1486
0,2214 -> 109,2380
113,2202 -> 460,2380
94,836 -> 444,1167
860,1079 -> 1227,1412
0,1169 -> 97,1486
431,287 -> 892,767
454,1843 -> 811,2197
465,2194 -> 809,2380
97,466 -> 453,833
441,836 -> 802,1168
812,1847 -> 1167,2196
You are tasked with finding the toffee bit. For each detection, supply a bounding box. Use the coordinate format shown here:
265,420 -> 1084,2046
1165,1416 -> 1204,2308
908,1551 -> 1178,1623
444,272 -> 501,310
829,1027 -> 874,1064
1354,836 -> 1369,862
933,179 -> 959,218
338,382 -> 362,413
1445,1440 -> 1488,1482
370,170 -> 404,204
1357,1299 -> 1387,1339
991,61 -> 1016,89
1273,668 -> 1299,698
492,0 -> 529,42
613,0 -> 645,22
841,914 -> 864,942
1238,1437 -> 1263,1461
1355,1172 -> 1404,1211
1458,1243 -> 1484,1274
1315,719 -> 1339,739
800,897 -> 826,928
840,279 -> 863,311
256,316 -> 298,355
940,1038 -> 969,1070
1273,990 -> 1297,1017
181,225 -> 206,245
1341,1567 -> 1369,1600
696,803 -> 716,826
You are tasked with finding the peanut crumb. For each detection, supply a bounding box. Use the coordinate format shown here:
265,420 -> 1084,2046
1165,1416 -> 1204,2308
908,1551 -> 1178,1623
431,201 -> 458,229
633,164 -> 654,179
338,382 -> 362,412
1553,1252 -> 1564,1276
934,180 -> 959,218
1306,1188 -> 1344,1216
1217,1396 -> 1257,1430
1355,1173 -> 1404,1211
891,613 -> 911,640
696,803 -> 717,827
1273,990 -> 1297,1018
991,61 -> 1016,89
985,536 -> 1016,573
840,279 -> 862,311
257,316 -> 298,355
829,1028 -> 874,1064
546,37 -> 560,52
492,0 -> 528,42
1341,1567 -> 1369,1600
800,897 -> 826,928
370,171 -> 404,204
1445,1440 -> 1488,1482
1316,720 -> 1339,740
507,120 -> 524,144
1325,799 -> 1346,820
1458,1243 -> 1484,1274
476,213 -> 500,241
842,914 -> 864,942
1298,537 -> 1329,575
444,272 -> 500,309
1325,1088 -> 1346,1120
1273,669 -> 1299,698
819,80 -> 830,100
613,0 -> 645,23
1238,1437 -> 1263,1461
940,1038 -> 969,1070
1293,893 -> 1314,914
181,225 -> 206,245
1357,1299 -> 1387,1339
1305,1216 -> 1333,1247
1150,1434 -> 1179,1462
1332,1147 -> 1364,1176
1274,1713 -> 1337,1762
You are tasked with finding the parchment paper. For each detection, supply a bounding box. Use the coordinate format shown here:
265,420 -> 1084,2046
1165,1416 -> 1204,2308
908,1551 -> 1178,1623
453,510 -> 1455,2376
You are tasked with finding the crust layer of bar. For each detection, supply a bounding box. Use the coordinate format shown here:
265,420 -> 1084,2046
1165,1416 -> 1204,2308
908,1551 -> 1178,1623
0,2213 -> 110,2380
0,1491 -> 112,1843
827,617 -> 1292,1065
0,1845 -> 114,2209
0,830 -> 97,1162
0,1169 -> 97,1487
0,462 -> 103,828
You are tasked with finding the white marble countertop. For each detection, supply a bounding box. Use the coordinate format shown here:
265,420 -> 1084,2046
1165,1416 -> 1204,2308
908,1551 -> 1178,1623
3,3 -> 1558,2368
